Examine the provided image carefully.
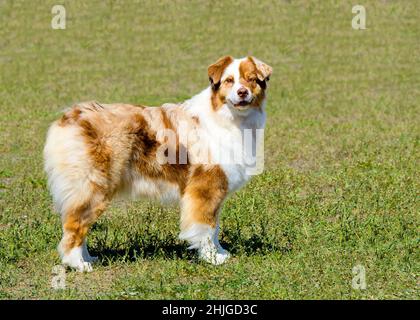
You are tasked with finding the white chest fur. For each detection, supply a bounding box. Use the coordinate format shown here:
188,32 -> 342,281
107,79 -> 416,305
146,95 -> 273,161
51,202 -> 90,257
184,87 -> 266,193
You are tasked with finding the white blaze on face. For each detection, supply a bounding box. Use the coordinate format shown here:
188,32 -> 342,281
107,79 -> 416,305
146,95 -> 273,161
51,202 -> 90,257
221,58 -> 252,106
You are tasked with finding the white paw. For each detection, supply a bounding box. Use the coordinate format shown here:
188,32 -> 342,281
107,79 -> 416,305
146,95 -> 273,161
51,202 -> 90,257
78,262 -> 93,273
62,246 -> 94,272
199,249 -> 231,265
179,223 -> 231,265
63,258 -> 94,273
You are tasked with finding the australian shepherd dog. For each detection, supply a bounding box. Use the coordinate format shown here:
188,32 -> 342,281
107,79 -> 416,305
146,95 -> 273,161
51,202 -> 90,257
44,56 -> 272,271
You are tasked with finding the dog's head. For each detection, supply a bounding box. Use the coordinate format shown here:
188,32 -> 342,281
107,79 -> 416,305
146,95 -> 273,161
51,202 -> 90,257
208,56 -> 272,115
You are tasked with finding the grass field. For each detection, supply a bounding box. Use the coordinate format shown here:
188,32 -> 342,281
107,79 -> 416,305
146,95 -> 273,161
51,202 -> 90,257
0,0 -> 419,299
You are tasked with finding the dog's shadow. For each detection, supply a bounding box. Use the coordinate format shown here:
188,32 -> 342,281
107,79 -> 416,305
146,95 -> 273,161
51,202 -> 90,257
91,236 -> 196,266
89,226 -> 293,266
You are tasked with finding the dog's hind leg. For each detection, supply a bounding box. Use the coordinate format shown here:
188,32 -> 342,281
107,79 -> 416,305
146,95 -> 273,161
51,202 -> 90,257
59,192 -> 108,272
179,165 -> 230,265
44,112 -> 115,272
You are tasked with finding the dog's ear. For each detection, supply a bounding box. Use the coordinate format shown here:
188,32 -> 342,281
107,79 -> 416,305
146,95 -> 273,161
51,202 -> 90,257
208,56 -> 234,90
249,56 -> 273,82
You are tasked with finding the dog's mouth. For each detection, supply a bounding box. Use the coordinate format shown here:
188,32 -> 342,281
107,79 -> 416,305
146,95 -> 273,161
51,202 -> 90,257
235,101 -> 249,107
230,98 -> 253,109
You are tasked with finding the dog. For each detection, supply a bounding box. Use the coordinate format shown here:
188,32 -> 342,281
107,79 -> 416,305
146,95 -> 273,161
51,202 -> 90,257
44,56 -> 272,272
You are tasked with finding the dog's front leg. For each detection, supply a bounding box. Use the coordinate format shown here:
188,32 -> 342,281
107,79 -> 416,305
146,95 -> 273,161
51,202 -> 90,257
179,166 -> 230,265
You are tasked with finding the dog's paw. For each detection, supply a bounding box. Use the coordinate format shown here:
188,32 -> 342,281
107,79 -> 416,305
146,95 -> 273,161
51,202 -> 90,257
62,248 -> 95,273
63,258 -> 94,273
76,261 -> 94,273
199,249 -> 231,265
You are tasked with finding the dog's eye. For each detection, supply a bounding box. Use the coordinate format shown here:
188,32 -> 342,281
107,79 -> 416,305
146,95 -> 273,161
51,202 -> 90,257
224,77 -> 234,84
248,77 -> 256,83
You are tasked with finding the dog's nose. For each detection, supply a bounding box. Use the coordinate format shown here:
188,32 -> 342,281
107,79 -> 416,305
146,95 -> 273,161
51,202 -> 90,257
237,87 -> 248,98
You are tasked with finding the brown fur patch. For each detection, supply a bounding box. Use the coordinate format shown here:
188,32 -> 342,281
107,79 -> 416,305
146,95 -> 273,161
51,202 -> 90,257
160,108 -> 174,131
208,56 -> 234,111
181,165 -> 228,229
208,56 -> 233,89
129,113 -> 189,193
211,88 -> 228,111
239,58 -> 266,110
192,116 -> 200,124
79,118 -> 112,179
62,195 -> 108,253
248,56 -> 273,81
59,107 -> 82,126
62,204 -> 89,252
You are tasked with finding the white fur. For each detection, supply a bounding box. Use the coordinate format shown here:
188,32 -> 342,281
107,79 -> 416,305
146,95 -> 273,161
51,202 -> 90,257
61,246 -> 93,272
179,222 -> 230,265
126,174 -> 180,203
58,236 -> 97,272
43,124 -> 102,215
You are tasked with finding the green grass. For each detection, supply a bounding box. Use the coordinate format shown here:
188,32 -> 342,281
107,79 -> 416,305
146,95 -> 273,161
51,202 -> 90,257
0,0 -> 419,299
